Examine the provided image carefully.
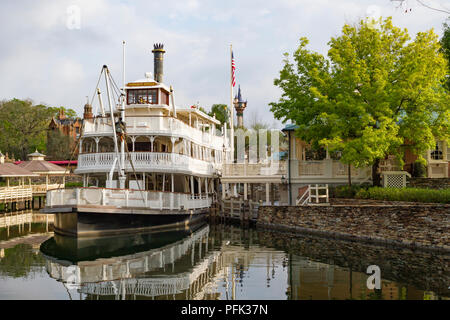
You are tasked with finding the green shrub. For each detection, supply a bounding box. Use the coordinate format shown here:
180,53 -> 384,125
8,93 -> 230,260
355,187 -> 450,204
412,161 -> 427,178
64,182 -> 84,188
330,185 -> 368,198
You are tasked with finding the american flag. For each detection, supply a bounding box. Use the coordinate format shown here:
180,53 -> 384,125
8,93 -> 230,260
231,51 -> 236,87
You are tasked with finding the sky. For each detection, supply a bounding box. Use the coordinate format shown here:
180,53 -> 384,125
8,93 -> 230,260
0,0 -> 449,129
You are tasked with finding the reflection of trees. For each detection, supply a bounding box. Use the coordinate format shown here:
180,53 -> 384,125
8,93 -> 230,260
0,244 -> 45,279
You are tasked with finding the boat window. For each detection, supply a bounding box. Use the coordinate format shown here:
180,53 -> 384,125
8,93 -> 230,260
127,89 -> 158,105
161,90 -> 170,105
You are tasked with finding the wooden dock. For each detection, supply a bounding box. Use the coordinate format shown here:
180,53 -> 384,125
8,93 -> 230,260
0,184 -> 61,211
210,198 -> 260,224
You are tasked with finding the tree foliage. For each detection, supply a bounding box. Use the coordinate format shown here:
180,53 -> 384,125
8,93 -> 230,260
46,129 -> 73,160
0,99 -> 55,160
270,17 -> 449,184
441,21 -> 450,91
208,104 -> 229,127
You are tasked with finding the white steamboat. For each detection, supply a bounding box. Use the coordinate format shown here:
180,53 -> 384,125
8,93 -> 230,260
43,44 -> 228,237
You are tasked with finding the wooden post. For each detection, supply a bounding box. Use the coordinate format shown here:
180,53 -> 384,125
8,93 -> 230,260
244,183 -> 248,200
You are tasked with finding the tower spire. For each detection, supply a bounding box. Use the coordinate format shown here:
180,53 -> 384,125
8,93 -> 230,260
233,84 -> 247,128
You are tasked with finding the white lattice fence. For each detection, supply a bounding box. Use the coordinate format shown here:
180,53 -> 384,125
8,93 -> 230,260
381,171 -> 411,188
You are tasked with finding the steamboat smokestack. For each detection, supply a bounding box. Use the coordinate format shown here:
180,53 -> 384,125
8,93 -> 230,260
152,43 -> 166,83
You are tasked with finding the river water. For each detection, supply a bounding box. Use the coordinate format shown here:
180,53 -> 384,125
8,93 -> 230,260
0,210 -> 448,300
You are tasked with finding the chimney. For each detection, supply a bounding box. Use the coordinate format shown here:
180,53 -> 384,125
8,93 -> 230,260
152,43 -> 166,83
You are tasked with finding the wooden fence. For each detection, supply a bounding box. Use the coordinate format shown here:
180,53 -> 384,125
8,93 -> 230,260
218,198 -> 260,222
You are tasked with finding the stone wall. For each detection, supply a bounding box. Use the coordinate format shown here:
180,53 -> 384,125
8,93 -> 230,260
408,178 -> 450,189
257,204 -> 450,252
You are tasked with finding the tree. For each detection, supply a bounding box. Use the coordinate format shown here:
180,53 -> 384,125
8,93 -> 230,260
49,106 -> 78,119
441,21 -> 450,91
0,99 -> 55,160
270,17 -> 449,186
46,129 -> 73,160
208,104 -> 229,127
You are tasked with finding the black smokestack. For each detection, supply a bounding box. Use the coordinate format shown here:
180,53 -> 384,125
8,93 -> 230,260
152,43 -> 166,83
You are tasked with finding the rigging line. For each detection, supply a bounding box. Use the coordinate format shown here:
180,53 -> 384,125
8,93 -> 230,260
107,70 -> 123,102
90,67 -> 105,107
109,70 -> 124,95
417,0 -> 450,14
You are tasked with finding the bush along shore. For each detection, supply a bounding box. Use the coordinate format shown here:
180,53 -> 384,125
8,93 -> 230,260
330,185 -> 450,204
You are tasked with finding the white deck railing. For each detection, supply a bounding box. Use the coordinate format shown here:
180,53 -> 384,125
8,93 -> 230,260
222,162 -> 287,176
46,188 -> 212,211
76,152 -> 217,176
0,186 -> 32,202
83,117 -> 224,150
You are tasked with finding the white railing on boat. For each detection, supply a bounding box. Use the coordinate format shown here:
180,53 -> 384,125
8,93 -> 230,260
76,152 -> 217,176
46,188 -> 213,211
83,117 -> 224,149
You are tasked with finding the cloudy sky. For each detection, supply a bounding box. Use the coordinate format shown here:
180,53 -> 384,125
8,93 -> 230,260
1,0 -> 449,128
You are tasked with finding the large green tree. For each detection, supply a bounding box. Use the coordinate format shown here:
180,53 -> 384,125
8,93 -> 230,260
441,21 -> 450,90
270,17 -> 449,185
0,99 -> 55,160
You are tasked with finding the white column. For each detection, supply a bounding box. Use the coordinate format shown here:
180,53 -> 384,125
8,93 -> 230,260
149,136 -> 155,152
190,176 -> 194,195
266,183 -> 270,204
171,174 -> 174,192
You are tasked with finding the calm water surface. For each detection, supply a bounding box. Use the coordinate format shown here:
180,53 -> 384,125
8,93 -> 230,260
0,210 -> 448,300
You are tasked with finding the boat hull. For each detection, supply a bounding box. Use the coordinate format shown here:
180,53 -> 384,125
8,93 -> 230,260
47,206 -> 208,238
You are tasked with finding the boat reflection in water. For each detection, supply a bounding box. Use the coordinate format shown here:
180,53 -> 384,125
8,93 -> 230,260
40,223 -> 224,300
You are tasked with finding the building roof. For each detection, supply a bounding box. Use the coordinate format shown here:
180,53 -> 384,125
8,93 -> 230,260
16,160 -> 67,175
281,124 -> 299,132
0,163 -> 39,178
28,150 -> 45,158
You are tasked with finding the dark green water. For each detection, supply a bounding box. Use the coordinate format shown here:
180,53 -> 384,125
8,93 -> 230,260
0,211 -> 448,300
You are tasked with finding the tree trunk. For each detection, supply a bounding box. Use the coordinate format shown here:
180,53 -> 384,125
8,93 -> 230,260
348,164 -> 352,186
372,159 -> 381,187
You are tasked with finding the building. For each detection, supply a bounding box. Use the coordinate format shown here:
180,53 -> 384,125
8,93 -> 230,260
48,108 -> 83,141
233,85 -> 247,128
16,150 -> 67,187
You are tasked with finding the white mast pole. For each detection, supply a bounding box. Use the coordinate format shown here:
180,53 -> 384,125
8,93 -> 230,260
104,66 -> 124,186
119,40 -> 126,189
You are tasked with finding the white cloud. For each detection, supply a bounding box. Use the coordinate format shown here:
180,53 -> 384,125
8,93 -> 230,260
0,0 -> 448,128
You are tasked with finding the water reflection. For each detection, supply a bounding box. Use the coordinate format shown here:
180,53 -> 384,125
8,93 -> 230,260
0,212 -> 448,300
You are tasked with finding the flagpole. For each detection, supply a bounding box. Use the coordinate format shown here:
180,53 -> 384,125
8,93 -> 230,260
230,44 -> 236,197
230,44 -> 234,164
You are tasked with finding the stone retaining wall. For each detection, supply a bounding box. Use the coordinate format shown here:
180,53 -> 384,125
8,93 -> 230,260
408,178 -> 450,189
257,204 -> 450,252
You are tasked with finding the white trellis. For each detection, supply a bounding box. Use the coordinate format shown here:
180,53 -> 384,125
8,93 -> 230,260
380,171 -> 411,188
